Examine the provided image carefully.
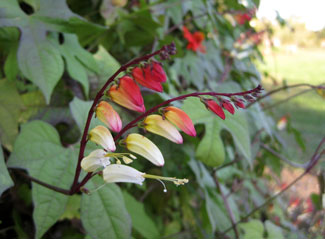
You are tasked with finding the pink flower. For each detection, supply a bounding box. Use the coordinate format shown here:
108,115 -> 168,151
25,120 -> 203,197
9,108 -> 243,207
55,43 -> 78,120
132,61 -> 166,92
96,101 -> 122,132
108,76 -> 145,113
163,106 -> 196,137
183,26 -> 206,53
204,99 -> 225,120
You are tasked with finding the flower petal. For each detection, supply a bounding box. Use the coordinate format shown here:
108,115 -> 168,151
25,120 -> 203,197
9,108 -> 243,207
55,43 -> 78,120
144,114 -> 183,144
103,164 -> 145,185
108,76 -> 145,112
221,100 -> 235,114
81,149 -> 110,172
125,133 -> 164,166
96,101 -> 122,132
163,106 -> 196,137
132,67 -> 163,92
89,125 -> 116,151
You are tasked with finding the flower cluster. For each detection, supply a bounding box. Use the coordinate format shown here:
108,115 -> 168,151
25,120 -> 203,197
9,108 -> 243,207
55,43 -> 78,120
234,8 -> 256,25
81,59 -> 194,189
79,44 -> 262,192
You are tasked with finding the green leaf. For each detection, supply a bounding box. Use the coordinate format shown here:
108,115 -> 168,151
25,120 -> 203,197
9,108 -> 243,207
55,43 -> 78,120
17,28 -> 64,104
91,45 -> 120,88
239,219 -> 264,239
60,195 -> 81,220
0,140 -> 14,196
69,97 -> 102,132
123,191 -> 160,239
0,79 -> 23,151
7,121 -> 78,238
20,90 -> 46,122
4,44 -> 19,81
182,97 -> 252,167
265,220 -> 284,239
81,177 -> 131,239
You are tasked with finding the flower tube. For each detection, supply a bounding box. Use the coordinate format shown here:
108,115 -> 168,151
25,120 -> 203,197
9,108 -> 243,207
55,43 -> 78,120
204,99 -> 225,120
108,76 -> 145,112
96,101 -> 122,132
103,164 -> 145,185
144,114 -> 183,144
81,149 -> 110,172
89,125 -> 116,151
163,106 -> 196,137
125,133 -> 164,166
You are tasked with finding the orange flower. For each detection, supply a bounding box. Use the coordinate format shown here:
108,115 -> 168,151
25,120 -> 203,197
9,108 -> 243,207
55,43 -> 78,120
183,26 -> 206,53
163,106 -> 196,137
108,76 -> 145,113
132,61 -> 166,92
96,101 -> 122,132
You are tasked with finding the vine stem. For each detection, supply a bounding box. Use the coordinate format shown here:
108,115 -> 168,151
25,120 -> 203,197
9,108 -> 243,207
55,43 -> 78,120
69,46 -> 168,193
247,83 -> 323,108
220,137 -> 325,236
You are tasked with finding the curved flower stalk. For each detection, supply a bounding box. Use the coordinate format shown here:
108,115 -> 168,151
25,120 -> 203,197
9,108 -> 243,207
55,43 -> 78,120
143,114 -> 183,144
96,101 -> 122,132
70,43 -> 263,195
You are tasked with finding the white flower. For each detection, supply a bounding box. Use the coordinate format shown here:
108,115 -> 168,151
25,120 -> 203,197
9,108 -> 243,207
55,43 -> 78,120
81,149 -> 111,172
103,164 -> 145,185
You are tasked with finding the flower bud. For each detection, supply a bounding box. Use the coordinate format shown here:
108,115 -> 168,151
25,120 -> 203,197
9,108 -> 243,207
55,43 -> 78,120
232,98 -> 245,109
144,114 -> 183,144
96,101 -> 122,132
220,100 -> 235,114
204,99 -> 225,120
163,106 -> 196,137
81,149 -> 110,172
108,76 -> 145,112
132,61 -> 166,92
103,164 -> 145,185
89,125 -> 116,152
125,133 -> 164,166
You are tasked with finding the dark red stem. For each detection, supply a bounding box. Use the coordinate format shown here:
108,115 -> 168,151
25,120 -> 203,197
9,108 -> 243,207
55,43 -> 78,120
70,46 -> 167,193
114,85 -> 261,141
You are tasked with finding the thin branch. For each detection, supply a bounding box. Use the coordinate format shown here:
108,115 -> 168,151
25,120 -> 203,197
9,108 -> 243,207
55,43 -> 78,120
215,158 -> 241,172
262,88 -> 312,111
220,137 -> 325,236
213,172 -> 240,238
260,143 -> 309,169
247,83 -> 323,108
16,170 -> 72,195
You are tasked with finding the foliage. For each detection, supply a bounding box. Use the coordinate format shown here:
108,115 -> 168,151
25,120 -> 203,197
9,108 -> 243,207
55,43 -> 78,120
0,0 -> 324,239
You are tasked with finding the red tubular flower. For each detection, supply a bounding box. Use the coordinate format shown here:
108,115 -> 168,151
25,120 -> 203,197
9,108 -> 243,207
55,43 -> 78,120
232,98 -> 245,109
163,106 -> 196,137
221,100 -> 235,115
204,99 -> 225,120
108,76 -> 145,113
235,13 -> 252,25
183,26 -> 206,53
132,61 -> 166,92
96,101 -> 122,132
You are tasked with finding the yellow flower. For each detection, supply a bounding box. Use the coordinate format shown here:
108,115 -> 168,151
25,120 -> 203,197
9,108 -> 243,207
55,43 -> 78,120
89,125 -> 116,151
125,133 -> 164,166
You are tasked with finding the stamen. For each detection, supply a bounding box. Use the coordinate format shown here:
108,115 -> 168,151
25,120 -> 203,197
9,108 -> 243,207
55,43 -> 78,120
156,179 -> 168,193
143,174 -> 189,187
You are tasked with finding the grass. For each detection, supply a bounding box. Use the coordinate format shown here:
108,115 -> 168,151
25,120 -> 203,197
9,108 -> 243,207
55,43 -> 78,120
258,48 -> 325,162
